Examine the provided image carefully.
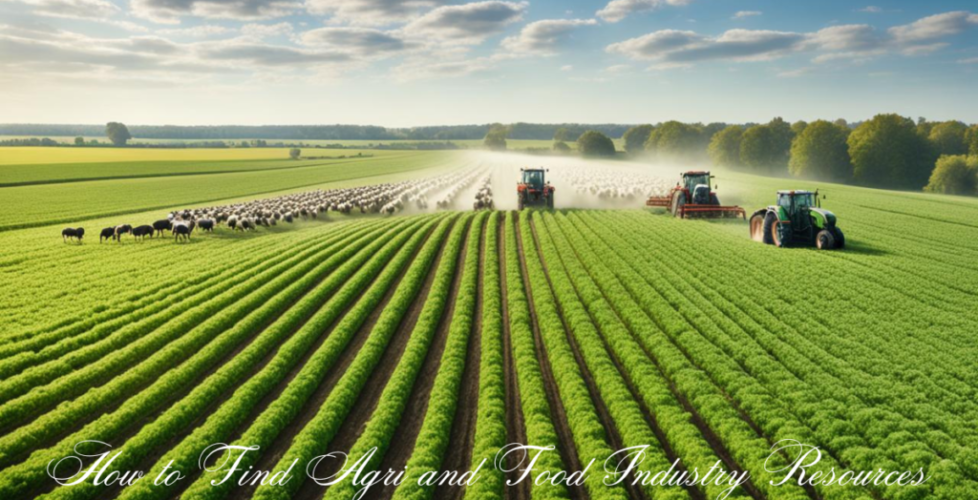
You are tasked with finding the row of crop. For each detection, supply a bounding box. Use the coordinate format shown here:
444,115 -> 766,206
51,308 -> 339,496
0,220 -> 407,498
0,224 -> 362,419
577,211 -> 931,500
616,212 -> 978,486
0,220 -> 380,438
390,212 -> 487,500
562,211 -> 854,500
516,212 -> 630,500
100,216 -> 438,500
538,212 -> 755,500
321,213 -> 472,500
0,221 -> 383,380
501,213 -> 570,500
249,215 -> 457,500
462,211 -> 507,500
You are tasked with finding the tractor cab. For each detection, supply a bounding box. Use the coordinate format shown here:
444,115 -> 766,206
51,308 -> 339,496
777,190 -> 816,215
522,168 -> 547,190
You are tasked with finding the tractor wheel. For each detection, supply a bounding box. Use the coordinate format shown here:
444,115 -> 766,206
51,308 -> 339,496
761,212 -> 778,245
671,191 -> 687,218
816,229 -> 836,250
750,214 -> 766,242
831,227 -> 845,249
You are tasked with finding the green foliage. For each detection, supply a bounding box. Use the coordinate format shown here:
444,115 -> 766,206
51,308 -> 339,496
289,147 -> 301,159
73,136 -> 84,146
576,130 -> 616,157
484,124 -> 509,151
622,124 -> 653,153
105,122 -> 132,146
645,121 -> 702,157
791,120 -> 808,136
925,155 -> 978,195
552,141 -> 571,153
967,125 -> 978,156
553,127 -> 571,142
739,125 -> 780,173
848,113 -> 937,189
928,121 -> 969,156
788,120 -> 853,182
707,125 -> 744,168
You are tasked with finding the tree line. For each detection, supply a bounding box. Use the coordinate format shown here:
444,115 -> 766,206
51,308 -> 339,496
618,115 -> 978,196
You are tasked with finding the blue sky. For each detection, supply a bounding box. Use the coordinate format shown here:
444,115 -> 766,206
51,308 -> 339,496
1,0 -> 976,126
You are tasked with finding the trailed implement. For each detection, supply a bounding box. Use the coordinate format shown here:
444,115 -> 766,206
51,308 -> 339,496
647,170 -> 746,219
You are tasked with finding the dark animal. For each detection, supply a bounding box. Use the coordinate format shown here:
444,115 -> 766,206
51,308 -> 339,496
173,224 -> 191,242
241,219 -> 254,231
114,224 -> 132,242
152,219 -> 172,237
132,225 -> 153,240
62,227 -> 84,243
100,227 -> 115,243
198,219 -> 215,232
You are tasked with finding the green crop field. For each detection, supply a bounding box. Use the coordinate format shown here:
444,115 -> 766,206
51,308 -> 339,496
1,149 -> 977,500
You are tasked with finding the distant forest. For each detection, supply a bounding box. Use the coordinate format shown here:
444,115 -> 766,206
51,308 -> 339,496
0,123 -> 633,141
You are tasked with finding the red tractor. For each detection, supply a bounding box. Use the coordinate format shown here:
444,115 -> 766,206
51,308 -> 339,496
517,168 -> 555,210
647,170 -> 745,219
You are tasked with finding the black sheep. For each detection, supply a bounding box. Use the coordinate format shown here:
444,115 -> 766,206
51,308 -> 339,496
114,224 -> 132,242
198,219 -> 215,232
62,227 -> 84,243
152,219 -> 172,237
132,225 -> 153,240
100,227 -> 115,243
173,224 -> 191,242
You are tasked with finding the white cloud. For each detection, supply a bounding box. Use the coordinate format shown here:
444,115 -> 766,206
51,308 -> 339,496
14,0 -> 118,18
559,64 -> 572,71
607,28 -> 804,64
888,11 -> 978,43
241,21 -> 293,38
859,6 -> 882,14
899,42 -> 948,56
604,63 -> 630,73
404,1 -> 526,44
130,0 -> 300,24
597,0 -> 691,23
777,67 -> 812,78
157,25 -> 233,38
500,18 -> 596,56
391,57 -> 490,82
299,26 -> 409,55
305,0 -> 444,26
959,57 -> 978,64
807,24 -> 882,52
732,11 -> 761,20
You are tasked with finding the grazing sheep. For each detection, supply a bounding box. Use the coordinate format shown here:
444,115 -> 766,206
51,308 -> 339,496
99,227 -> 115,243
152,219 -> 172,237
198,219 -> 215,232
132,225 -> 153,240
173,224 -> 191,242
62,227 -> 84,243
114,224 -> 132,242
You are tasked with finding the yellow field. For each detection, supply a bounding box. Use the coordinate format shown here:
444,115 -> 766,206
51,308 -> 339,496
0,147 -> 384,165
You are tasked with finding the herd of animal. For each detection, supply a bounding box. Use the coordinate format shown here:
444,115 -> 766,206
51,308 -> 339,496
59,168 -> 495,245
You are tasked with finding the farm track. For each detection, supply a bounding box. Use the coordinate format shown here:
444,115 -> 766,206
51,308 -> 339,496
291,216 -> 460,500
434,214 -> 487,500
498,214 -> 530,500
372,216 -> 473,500
526,215 -> 650,500
512,213 -> 588,500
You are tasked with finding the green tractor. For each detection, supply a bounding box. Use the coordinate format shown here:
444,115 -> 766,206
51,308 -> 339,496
517,168 -> 555,210
749,190 -> 845,250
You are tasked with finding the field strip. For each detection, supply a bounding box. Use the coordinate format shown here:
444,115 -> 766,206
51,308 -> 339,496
317,214 -> 471,500
101,216 -> 437,500
514,213 -> 593,500
386,214 -> 484,500
547,212 -> 765,500
526,213 -> 662,500
249,217 -> 455,500
502,213 -> 570,500
458,212 -> 509,500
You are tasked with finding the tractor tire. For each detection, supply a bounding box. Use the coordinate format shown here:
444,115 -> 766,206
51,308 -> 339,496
816,229 -> 836,250
831,227 -> 845,249
761,212 -> 778,245
671,191 -> 687,218
750,214 -> 767,242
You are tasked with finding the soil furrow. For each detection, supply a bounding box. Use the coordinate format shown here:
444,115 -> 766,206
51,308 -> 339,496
499,214 -> 529,500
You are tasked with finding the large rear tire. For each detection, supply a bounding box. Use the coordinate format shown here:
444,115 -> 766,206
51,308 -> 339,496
761,212 -> 778,245
671,191 -> 686,218
750,214 -> 766,242
831,227 -> 845,249
816,229 -> 836,250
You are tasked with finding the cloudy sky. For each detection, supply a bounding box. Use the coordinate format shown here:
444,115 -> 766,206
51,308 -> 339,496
1,0 -> 977,126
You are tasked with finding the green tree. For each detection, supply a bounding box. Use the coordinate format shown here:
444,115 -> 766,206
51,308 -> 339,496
553,127 -> 570,142
622,124 -> 653,154
789,120 -> 853,182
767,117 -> 795,166
576,130 -> 616,157
105,122 -> 132,146
74,137 -> 85,146
289,148 -> 301,160
707,125 -> 744,168
925,155 -> 977,195
848,113 -> 937,189
739,125 -> 779,173
791,120 -> 809,136
928,121 -> 969,156
552,141 -> 571,153
834,118 -> 849,129
645,121 -> 701,157
484,124 -> 509,151
967,125 -> 978,156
